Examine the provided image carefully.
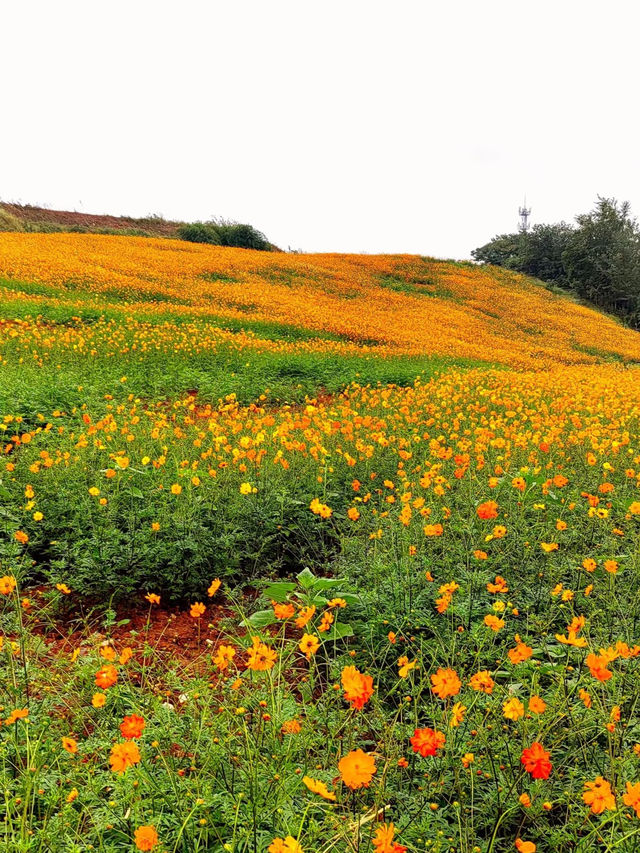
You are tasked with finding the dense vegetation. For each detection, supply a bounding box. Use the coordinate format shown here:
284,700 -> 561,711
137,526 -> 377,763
472,198 -> 640,325
0,203 -> 274,250
1,233 -> 640,852
177,220 -> 271,251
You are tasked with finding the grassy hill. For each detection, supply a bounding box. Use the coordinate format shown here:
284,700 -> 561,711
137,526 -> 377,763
1,231 -> 639,373
2,231 -> 640,852
0,202 -> 186,238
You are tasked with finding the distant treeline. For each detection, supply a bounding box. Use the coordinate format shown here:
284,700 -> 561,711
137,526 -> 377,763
472,198 -> 640,326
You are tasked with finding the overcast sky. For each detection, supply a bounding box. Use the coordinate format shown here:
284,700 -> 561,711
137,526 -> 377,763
3,1 -> 640,258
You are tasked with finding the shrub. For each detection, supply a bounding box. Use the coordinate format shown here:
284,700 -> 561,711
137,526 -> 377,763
176,222 -> 221,245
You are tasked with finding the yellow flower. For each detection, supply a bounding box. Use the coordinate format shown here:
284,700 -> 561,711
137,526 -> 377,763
450,702 -> 466,727
503,697 -> 525,721
0,576 -> 17,595
302,775 -> 336,801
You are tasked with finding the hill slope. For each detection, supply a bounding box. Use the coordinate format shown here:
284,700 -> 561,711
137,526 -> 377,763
0,202 -> 185,237
1,232 -> 640,370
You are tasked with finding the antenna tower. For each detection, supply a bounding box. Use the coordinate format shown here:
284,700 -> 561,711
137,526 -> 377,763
518,198 -> 531,233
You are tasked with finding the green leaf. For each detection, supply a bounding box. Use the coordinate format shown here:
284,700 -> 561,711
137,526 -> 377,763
296,567 -> 316,588
323,622 -> 354,641
241,609 -> 277,628
263,581 -> 297,603
311,577 -> 344,591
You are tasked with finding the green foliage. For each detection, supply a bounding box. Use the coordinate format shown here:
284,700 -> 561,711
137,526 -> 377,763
473,198 -> 640,326
563,198 -> 640,314
178,220 -> 271,251
177,222 -> 222,245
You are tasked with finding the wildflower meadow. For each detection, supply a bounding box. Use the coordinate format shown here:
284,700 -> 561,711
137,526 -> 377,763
2,233 -> 640,852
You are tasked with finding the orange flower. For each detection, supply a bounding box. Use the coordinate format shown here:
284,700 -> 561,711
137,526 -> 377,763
487,575 -> 508,594
515,841 -> 536,853
145,593 -> 160,605
398,656 -> 418,678
411,727 -> 446,757
213,643 -> 236,671
207,578 -> 221,597
521,742 -> 552,779
190,602 -> 205,618
477,500 -> 498,520
469,670 -> 495,694
341,665 -> 374,709
423,523 -> 443,537
503,697 -> 525,721
62,736 -> 78,754
430,667 -> 461,699
579,688 -> 592,708
95,664 -> 118,689
273,602 -> 295,620
318,611 -> 334,633
372,822 -> 407,853
281,719 -> 302,734
484,614 -> 505,631
302,775 -> 336,801
246,636 -> 277,671
298,633 -> 320,661
56,583 -> 71,595
295,605 -> 316,629
528,695 -> 546,714
508,636 -> 533,665
134,825 -> 159,851
338,749 -> 376,789
585,652 -> 613,682
268,837 -> 303,853
120,714 -> 145,739
14,530 -> 29,545
4,708 -> 29,725
583,777 -> 615,814
623,781 -> 640,817
0,575 -> 17,595
92,693 -> 107,708
109,741 -> 141,774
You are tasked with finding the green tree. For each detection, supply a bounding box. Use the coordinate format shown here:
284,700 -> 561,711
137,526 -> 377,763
562,197 -> 640,315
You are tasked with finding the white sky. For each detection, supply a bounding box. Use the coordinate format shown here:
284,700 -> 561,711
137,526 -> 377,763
3,0 -> 640,258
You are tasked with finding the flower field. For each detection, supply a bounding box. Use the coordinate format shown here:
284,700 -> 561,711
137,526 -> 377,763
2,234 -> 640,852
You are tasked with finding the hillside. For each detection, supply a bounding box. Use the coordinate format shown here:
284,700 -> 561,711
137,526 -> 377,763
0,202 -> 185,238
1,232 -> 640,371
3,230 -> 640,852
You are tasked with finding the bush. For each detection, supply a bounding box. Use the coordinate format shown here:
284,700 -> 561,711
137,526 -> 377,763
178,219 -> 271,250
176,222 -> 221,245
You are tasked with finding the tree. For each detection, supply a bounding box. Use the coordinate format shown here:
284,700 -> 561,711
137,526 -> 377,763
471,233 -> 523,268
562,197 -> 640,314
518,223 -> 574,285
